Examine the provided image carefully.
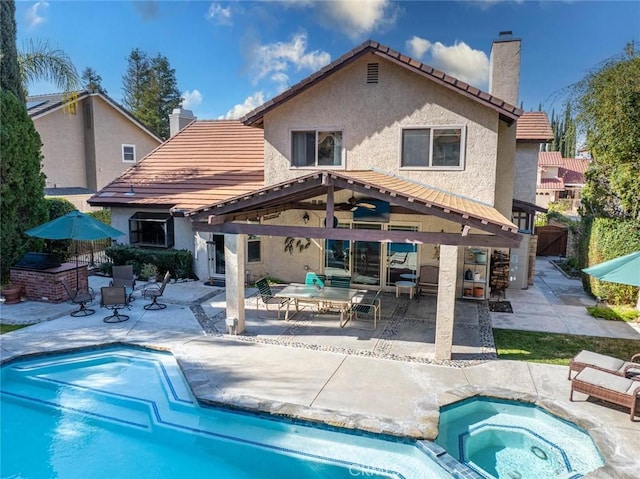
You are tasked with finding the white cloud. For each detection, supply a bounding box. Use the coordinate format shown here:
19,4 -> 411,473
206,2 -> 232,25
406,36 -> 431,59
221,92 -> 265,120
404,36 -> 489,89
182,90 -> 203,109
317,0 -> 398,39
250,33 -> 331,88
25,1 -> 49,29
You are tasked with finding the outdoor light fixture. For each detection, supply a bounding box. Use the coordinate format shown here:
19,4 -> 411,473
302,212 -> 310,224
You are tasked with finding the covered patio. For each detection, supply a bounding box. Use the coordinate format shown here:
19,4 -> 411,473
187,169 -> 520,360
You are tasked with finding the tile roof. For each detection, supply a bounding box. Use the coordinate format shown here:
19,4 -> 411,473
537,178 -> 564,190
560,158 -> 590,185
538,151 -> 563,166
27,90 -> 161,142
88,120 -> 264,211
241,40 -> 522,128
189,169 -> 518,233
516,112 -> 553,141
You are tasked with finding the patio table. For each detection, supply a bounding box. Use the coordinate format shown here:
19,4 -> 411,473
275,283 -> 360,327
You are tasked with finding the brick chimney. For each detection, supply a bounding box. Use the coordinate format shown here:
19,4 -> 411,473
489,31 -> 521,106
169,108 -> 195,137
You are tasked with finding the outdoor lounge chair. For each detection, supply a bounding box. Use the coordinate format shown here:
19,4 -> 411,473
60,279 -> 96,317
111,265 -> 136,302
100,286 -> 129,323
349,289 -> 381,330
142,271 -> 170,310
255,277 -> 288,319
570,366 -> 640,421
568,350 -> 640,380
329,276 -> 351,288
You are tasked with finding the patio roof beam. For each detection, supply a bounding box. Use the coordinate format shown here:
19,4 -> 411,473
194,222 -> 521,248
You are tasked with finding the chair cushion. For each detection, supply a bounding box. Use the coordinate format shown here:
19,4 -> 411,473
575,367 -> 635,395
573,350 -> 625,372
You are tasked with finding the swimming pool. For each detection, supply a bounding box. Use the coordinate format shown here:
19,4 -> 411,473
435,397 -> 604,479
1,346 -> 460,478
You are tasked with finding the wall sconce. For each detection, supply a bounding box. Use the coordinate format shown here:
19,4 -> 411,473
302,212 -> 310,224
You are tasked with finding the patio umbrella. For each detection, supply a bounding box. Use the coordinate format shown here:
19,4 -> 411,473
26,210 -> 125,288
582,251 -> 640,308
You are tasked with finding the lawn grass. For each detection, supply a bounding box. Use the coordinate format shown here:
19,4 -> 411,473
0,324 -> 28,334
586,305 -> 639,322
493,329 -> 640,365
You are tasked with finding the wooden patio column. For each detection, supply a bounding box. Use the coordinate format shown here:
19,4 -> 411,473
225,234 -> 246,333
435,245 -> 458,360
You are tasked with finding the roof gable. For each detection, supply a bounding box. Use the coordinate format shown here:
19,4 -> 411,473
27,90 -> 162,142
241,40 -> 522,127
88,120 -> 264,211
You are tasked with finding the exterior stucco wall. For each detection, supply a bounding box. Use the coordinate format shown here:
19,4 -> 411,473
35,106 -> 87,189
494,122 -> 516,216
263,54 -> 500,205
514,143 -> 540,204
92,96 -> 160,190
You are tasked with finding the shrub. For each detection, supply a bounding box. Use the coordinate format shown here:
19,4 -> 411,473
105,245 -> 194,279
140,263 -> 158,281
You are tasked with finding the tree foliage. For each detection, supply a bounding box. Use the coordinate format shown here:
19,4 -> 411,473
0,90 -> 49,282
121,49 -> 182,139
0,0 -> 24,101
548,103 -> 576,158
18,39 -> 80,95
572,43 -> 640,220
81,67 -> 106,94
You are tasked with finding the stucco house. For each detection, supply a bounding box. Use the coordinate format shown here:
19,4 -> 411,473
91,34 -> 528,359
536,151 -> 590,212
27,90 -> 162,211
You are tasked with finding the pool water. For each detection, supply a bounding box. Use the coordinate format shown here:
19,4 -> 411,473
435,397 -> 604,479
1,347 -> 456,479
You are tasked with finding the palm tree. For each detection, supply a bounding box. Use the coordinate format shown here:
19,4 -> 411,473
18,39 -> 80,96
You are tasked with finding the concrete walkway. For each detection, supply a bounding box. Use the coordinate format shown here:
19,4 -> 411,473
1,265 -> 639,478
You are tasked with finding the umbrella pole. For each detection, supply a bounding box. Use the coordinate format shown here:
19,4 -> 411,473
75,241 -> 80,291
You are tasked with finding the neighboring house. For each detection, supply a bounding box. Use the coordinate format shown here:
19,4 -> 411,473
536,151 -> 590,213
91,34 -> 525,360
511,111 -> 553,288
27,90 -> 162,211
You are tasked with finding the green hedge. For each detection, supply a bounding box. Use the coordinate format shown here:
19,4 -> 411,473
104,245 -> 194,279
581,217 -> 640,305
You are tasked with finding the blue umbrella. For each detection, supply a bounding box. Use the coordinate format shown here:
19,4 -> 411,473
26,210 -> 125,289
582,251 -> 640,287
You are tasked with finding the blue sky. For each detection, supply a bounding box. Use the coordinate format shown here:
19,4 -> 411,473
15,1 -> 640,120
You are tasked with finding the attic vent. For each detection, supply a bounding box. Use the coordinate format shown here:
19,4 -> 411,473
366,63 -> 379,84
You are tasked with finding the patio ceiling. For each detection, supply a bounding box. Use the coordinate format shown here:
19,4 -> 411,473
187,170 -> 522,248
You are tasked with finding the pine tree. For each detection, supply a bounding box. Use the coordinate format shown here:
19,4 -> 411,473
122,49 -> 181,139
82,67 -> 106,94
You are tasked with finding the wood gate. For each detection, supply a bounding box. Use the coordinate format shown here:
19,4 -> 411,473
536,225 -> 568,256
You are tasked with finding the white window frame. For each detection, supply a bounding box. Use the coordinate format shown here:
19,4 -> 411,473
290,129 -> 344,169
399,126 -> 465,170
122,144 -> 136,163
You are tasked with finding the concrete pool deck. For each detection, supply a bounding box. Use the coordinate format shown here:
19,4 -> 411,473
1,260 -> 639,479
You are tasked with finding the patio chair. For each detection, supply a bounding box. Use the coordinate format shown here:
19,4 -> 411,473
255,277 -> 289,319
329,276 -> 351,288
60,279 -> 96,317
305,272 -> 326,288
570,367 -> 640,421
417,265 -> 439,298
100,286 -> 129,323
142,271 -> 170,310
349,289 -> 381,330
568,350 -> 640,380
111,265 -> 136,302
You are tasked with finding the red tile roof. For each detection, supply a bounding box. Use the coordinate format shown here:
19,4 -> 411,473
241,40 -> 522,128
538,151 -> 563,166
516,112 -> 553,141
538,178 -> 564,190
560,158 -> 590,185
88,120 -> 264,211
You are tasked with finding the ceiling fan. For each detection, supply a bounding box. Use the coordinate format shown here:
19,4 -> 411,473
337,194 -> 377,211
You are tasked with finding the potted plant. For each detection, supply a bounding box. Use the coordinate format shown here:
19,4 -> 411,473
140,263 -> 158,282
1,284 -> 22,304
